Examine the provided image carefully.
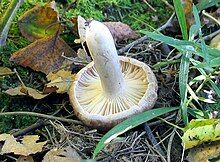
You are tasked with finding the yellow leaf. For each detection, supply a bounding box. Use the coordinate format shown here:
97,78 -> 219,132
187,141 -> 220,162
16,155 -> 34,162
0,134 -> 46,156
45,69 -> 75,93
182,119 -> 220,149
42,147 -> 81,162
210,34 -> 220,50
0,67 -> 13,76
5,86 -> 49,99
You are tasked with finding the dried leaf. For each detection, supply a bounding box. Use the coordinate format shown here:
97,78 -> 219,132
187,141 -> 220,162
18,2 -> 60,42
0,67 -> 13,76
16,156 -> 34,162
10,35 -> 76,74
210,34 -> 220,50
182,119 -> 220,149
77,16 -> 139,43
0,134 -> 46,156
42,147 -> 81,162
5,86 -> 49,99
45,69 -> 75,93
103,22 -> 139,42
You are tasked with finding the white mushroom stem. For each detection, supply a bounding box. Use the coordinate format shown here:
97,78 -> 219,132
86,20 -> 125,97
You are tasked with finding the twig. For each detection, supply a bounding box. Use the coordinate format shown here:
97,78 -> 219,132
14,68 -> 25,87
203,29 -> 220,41
143,0 -> 157,12
161,0 -> 174,10
0,111 -> 83,125
118,13 -> 175,55
167,128 -> 176,162
13,119 -> 47,137
144,123 -> 165,156
202,10 -> 220,26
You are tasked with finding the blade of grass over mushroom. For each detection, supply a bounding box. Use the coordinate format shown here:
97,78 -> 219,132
0,0 -> 23,46
93,106 -> 179,158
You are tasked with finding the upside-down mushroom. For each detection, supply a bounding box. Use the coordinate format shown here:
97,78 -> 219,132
69,20 -> 158,130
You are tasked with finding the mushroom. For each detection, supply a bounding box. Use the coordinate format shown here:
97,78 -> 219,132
69,20 -> 158,130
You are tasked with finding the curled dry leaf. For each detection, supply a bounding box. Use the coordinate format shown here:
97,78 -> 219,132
187,141 -> 220,162
18,2 -> 60,42
5,86 -> 49,99
44,69 -> 76,93
182,119 -> 220,149
10,35 -> 76,74
42,147 -> 81,162
0,134 -> 46,156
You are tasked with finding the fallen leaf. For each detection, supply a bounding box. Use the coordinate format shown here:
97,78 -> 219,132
187,141 -> 220,162
18,2 -> 60,42
77,16 -> 139,43
182,119 -> 220,149
5,86 -> 49,99
0,67 -> 13,76
0,134 -> 46,156
103,22 -> 139,42
10,35 -> 76,74
210,34 -> 220,50
16,155 -> 34,162
45,69 -> 75,93
42,147 -> 81,162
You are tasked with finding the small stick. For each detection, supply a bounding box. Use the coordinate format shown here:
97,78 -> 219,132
202,10 -> 220,26
13,120 -> 47,137
203,29 -> 220,41
161,0 -> 174,10
118,13 -> 175,55
143,0 -> 157,12
144,123 -> 165,156
0,111 -> 83,125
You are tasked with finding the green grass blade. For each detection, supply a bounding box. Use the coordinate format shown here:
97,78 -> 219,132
0,0 -> 23,46
197,0 -> 219,11
173,0 -> 188,40
93,106 -> 179,158
179,52 -> 190,124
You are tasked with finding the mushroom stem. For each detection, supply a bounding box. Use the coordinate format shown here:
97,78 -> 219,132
86,21 -> 125,97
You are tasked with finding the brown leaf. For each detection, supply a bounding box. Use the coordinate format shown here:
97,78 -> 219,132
44,69 -> 75,93
5,86 -> 49,99
18,2 -> 61,42
42,147 -> 81,162
77,16 -> 139,43
16,156 -> 34,162
103,22 -> 139,42
10,35 -> 76,74
0,134 -> 46,156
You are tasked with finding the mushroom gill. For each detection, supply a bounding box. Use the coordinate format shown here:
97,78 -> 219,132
75,58 -> 148,116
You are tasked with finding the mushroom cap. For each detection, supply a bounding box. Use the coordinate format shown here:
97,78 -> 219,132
69,56 -> 158,130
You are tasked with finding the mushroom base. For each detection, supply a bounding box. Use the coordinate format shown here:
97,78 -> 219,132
69,56 -> 158,130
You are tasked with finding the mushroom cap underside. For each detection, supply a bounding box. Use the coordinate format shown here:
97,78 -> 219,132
69,56 -> 158,129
